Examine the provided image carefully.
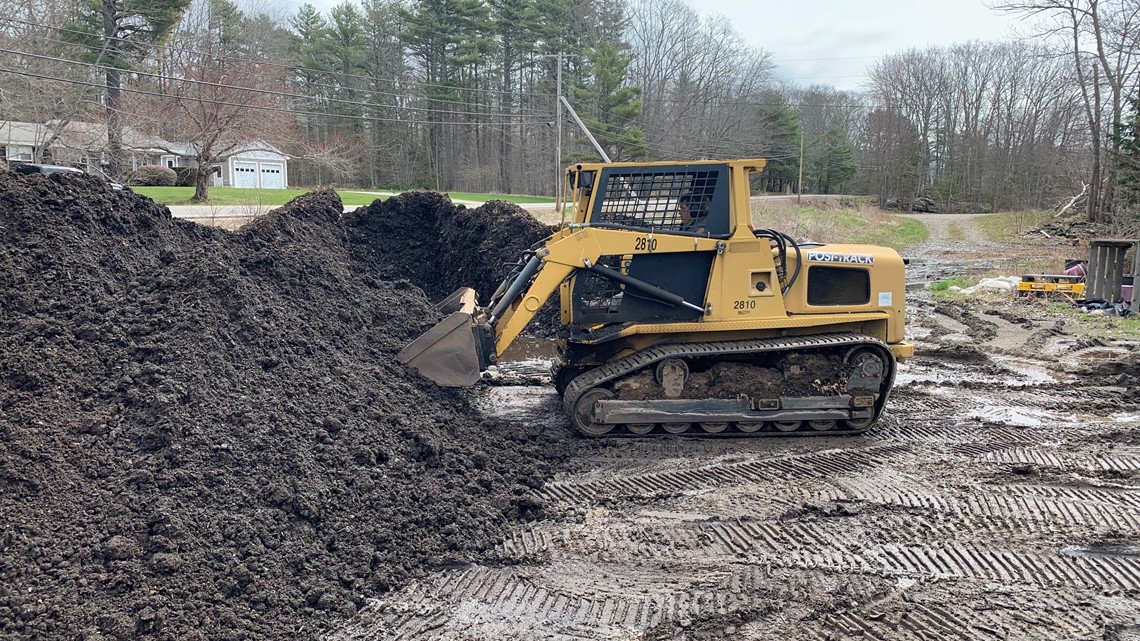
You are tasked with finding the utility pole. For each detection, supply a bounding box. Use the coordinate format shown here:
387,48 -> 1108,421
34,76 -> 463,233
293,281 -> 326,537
556,52 -> 563,213
541,52 -> 577,214
797,129 -> 804,204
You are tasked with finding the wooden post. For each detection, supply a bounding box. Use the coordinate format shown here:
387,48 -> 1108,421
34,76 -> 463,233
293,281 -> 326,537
1087,239 -> 1136,302
1132,243 -> 1140,313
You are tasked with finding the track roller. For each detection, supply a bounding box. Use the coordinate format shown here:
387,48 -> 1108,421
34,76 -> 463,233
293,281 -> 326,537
572,388 -> 615,436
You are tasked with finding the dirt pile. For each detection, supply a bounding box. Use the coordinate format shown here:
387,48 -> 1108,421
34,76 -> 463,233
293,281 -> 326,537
0,174 -> 566,640
345,193 -> 561,338
346,193 -> 553,302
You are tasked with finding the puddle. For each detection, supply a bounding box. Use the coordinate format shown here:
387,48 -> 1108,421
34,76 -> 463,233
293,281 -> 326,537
969,405 -> 1046,427
896,355 -> 1060,388
1062,543 -> 1140,559
1073,347 -> 1135,362
471,386 -> 563,426
990,356 -> 1061,384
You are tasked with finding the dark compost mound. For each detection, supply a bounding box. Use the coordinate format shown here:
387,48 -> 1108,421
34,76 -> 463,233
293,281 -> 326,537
345,193 -> 561,337
345,192 -> 553,302
0,174 -> 565,640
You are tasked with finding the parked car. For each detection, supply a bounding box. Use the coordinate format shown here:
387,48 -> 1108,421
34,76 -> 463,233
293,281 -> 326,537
9,162 -> 124,190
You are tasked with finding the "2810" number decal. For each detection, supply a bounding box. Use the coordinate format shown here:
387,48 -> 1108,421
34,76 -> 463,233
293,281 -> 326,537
633,236 -> 657,251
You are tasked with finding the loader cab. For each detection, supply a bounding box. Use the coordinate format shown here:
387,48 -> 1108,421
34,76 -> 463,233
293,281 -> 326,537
564,162 -> 746,327
569,162 -> 733,237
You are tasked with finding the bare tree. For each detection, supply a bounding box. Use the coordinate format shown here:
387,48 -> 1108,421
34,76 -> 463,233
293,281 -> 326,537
144,0 -> 293,201
626,0 -> 775,160
65,0 -> 192,179
0,0 -> 99,161
993,0 -> 1140,221
865,41 -> 1085,212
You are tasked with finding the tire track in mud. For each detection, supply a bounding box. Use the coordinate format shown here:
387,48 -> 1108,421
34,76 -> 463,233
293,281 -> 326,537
805,604 -> 988,641
536,444 -> 910,503
983,447 -> 1140,473
367,533 -> 1140,638
351,546 -> 1140,641
498,519 -> 1140,591
803,591 -> 1126,641
348,563 -> 767,639
331,289 -> 1140,640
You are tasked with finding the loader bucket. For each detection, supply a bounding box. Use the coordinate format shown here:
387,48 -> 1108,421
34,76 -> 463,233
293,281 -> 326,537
436,287 -> 479,315
397,288 -> 487,387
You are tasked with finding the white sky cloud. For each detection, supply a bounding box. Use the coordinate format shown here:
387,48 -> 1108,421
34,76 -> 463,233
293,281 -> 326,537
682,0 -> 1036,91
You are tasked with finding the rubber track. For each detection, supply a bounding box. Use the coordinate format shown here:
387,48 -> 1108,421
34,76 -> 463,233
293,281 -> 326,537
562,332 -> 896,437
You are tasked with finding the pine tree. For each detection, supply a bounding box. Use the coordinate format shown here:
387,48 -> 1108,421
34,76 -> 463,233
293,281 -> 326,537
755,94 -> 802,193
1114,94 -> 1140,213
811,126 -> 857,194
572,40 -> 646,162
491,0 -> 540,192
65,0 -> 193,178
322,1 -> 368,137
402,0 -> 493,188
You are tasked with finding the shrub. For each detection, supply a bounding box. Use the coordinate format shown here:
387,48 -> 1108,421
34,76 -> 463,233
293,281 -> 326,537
173,166 -> 198,187
132,165 -> 177,186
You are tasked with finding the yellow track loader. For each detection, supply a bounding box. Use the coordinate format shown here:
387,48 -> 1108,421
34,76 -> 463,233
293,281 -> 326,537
399,159 -> 913,436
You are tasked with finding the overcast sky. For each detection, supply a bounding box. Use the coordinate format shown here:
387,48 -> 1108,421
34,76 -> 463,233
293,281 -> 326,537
683,0 -> 1033,91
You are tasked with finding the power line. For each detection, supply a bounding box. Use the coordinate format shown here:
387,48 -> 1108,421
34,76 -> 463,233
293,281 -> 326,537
773,55 -> 881,62
0,16 -> 561,100
0,65 -> 552,127
17,29 -> 557,113
638,96 -> 874,109
2,23 -> 556,112
0,45 -> 548,120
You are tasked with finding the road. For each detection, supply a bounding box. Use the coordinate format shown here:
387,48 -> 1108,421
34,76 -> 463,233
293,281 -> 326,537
167,193 -> 851,227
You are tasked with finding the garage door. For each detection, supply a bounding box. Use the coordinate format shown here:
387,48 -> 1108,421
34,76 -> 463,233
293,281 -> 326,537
233,161 -> 258,188
259,162 -> 285,189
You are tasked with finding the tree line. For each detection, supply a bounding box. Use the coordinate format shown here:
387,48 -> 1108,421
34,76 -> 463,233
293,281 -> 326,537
0,0 -> 1137,224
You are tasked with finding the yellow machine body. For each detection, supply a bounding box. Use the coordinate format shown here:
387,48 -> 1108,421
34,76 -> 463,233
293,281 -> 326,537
399,159 -> 912,437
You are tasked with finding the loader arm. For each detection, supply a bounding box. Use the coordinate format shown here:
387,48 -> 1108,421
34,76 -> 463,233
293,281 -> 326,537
493,228 -> 724,360
398,227 -> 723,386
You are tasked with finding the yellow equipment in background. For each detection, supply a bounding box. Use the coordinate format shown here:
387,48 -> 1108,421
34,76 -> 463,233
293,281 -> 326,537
1017,274 -> 1086,298
400,159 -> 913,437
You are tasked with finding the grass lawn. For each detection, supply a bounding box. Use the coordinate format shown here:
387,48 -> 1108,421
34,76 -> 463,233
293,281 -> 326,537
753,201 -> 929,251
133,186 -> 555,207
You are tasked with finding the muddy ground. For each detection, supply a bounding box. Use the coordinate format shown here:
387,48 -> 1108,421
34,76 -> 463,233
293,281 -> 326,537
330,214 -> 1140,640
5,178 -> 1138,640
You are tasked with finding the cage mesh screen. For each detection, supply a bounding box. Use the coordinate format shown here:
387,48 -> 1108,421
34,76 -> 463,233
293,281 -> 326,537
594,170 -> 718,230
576,256 -> 626,313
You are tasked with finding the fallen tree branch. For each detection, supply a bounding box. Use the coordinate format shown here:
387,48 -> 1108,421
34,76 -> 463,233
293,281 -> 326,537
1057,182 -> 1089,217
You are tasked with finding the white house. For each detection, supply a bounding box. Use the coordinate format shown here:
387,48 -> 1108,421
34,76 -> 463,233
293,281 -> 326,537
0,121 -> 48,162
159,141 -> 289,189
1,120 -> 289,189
